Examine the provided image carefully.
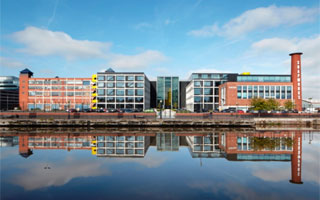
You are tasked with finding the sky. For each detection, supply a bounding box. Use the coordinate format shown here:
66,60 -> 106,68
0,0 -> 319,98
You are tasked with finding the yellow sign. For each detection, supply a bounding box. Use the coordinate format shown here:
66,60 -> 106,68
241,72 -> 251,75
92,74 -> 97,82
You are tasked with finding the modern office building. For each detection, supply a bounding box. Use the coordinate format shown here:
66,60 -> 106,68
219,53 -> 303,111
94,68 -> 150,110
19,68 -> 92,111
186,73 -> 237,112
156,76 -> 179,109
0,76 -> 19,110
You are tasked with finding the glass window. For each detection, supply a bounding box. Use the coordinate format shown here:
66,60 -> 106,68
135,97 -> 143,103
135,89 -> 143,96
265,86 -> 270,98
98,76 -> 105,81
116,76 -> 125,81
276,86 -> 280,99
107,89 -> 114,96
116,89 -> 124,96
281,86 -> 286,99
194,81 -> 201,87
243,86 -> 247,99
116,97 -> 124,102
116,82 -> 124,88
126,82 -> 134,88
202,74 -> 208,79
270,86 -> 275,98
107,76 -> 114,81
194,96 -> 202,103
97,82 -> 104,88
204,81 -> 212,87
194,88 -> 202,95
97,97 -> 105,102
136,76 -> 144,81
126,97 -> 134,102
248,86 -> 252,99
204,88 -> 213,95
192,74 -> 199,79
237,86 -> 241,99
83,81 -> 90,85
126,89 -> 134,96
204,96 -> 213,102
97,89 -> 105,95
259,86 -> 264,98
107,97 -> 115,102
126,76 -> 134,81
107,82 -> 115,88
135,82 -> 144,88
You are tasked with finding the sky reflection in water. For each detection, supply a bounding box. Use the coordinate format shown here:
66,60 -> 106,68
0,128 -> 319,200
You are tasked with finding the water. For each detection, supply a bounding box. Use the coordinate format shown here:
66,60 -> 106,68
1,128 -> 319,200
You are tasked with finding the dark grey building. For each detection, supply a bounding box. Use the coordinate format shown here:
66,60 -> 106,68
0,76 -> 19,111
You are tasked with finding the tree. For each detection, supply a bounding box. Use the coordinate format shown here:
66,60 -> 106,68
284,100 -> 295,110
266,98 -> 280,111
250,98 -> 268,111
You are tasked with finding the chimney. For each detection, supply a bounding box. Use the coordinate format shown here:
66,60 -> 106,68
289,52 -> 303,111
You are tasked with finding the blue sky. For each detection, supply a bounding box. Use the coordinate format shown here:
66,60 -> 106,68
0,0 -> 319,98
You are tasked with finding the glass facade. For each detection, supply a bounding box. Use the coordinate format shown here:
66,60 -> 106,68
237,75 -> 291,82
157,76 -> 179,109
237,85 -> 292,99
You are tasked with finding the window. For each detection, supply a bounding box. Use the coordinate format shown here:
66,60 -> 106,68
135,89 -> 143,96
204,88 -> 213,95
259,86 -> 264,98
276,86 -> 280,99
107,76 -> 114,81
194,81 -> 201,87
126,89 -> 134,96
136,76 -> 144,81
116,76 -> 125,81
126,76 -> 134,81
204,81 -> 212,87
83,81 -> 90,85
107,83 -> 115,88
243,86 -> 247,99
237,86 -> 241,99
270,86 -> 275,98
97,82 -> 104,88
135,97 -> 143,103
248,86 -> 252,99
116,82 -> 124,88
107,89 -> 114,96
98,76 -> 105,81
97,97 -> 105,102
116,89 -> 124,96
135,83 -> 144,88
126,97 -> 134,102
107,97 -> 115,102
116,97 -> 124,102
204,96 -> 213,102
126,82 -> 134,88
265,86 -> 270,98
194,88 -> 202,95
281,86 -> 286,99
194,96 -> 202,103
97,89 -> 105,95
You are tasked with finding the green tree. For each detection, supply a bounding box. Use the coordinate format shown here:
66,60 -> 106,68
266,98 -> 280,111
284,100 -> 295,110
250,98 -> 268,111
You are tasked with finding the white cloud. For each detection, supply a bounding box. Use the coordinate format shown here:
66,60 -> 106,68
188,5 -> 318,38
0,56 -> 25,69
11,26 -> 112,60
251,35 -> 320,99
109,50 -> 167,69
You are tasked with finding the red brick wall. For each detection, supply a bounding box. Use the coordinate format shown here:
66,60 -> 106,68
19,74 -> 30,110
290,53 -> 303,111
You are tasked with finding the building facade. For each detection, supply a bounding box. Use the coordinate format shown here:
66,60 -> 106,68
0,76 -> 19,110
94,68 -> 150,110
19,69 -> 92,111
156,76 -> 179,109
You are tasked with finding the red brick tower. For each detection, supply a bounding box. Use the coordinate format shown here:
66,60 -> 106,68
290,131 -> 303,184
19,69 -> 33,111
290,53 -> 303,111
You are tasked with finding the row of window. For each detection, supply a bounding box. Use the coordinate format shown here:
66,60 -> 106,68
29,91 -> 90,96
192,74 -> 228,80
97,89 -> 144,96
29,137 -> 89,142
96,104 -> 144,109
237,76 -> 291,82
194,96 -> 219,103
97,75 -> 144,81
97,136 -> 144,141
237,85 -> 292,99
29,80 -> 90,85
97,97 -> 144,103
96,149 -> 144,155
29,86 -> 91,90
97,82 -> 144,88
28,104 -> 90,110
194,88 -> 219,95
194,81 -> 221,87
97,142 -> 144,148
28,142 -> 90,147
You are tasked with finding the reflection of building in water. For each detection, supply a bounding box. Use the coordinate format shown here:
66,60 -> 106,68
221,131 -> 303,184
156,133 -> 179,151
17,134 -> 93,158
0,136 -> 19,147
186,133 -> 225,158
92,135 -> 150,157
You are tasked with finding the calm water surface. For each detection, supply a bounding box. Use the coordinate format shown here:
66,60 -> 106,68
0,128 -> 319,200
